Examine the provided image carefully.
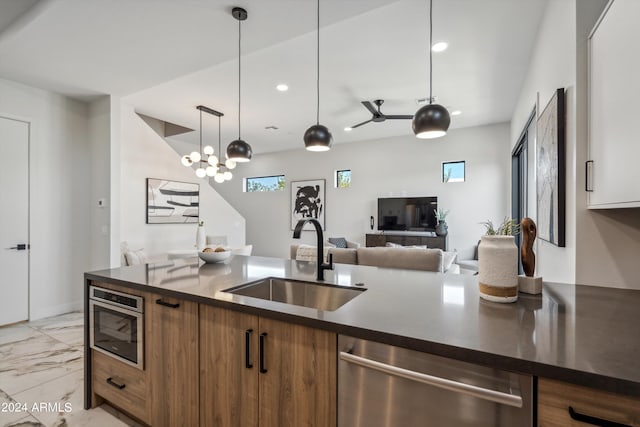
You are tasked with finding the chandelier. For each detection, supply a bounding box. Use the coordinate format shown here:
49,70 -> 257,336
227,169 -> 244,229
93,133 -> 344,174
181,105 -> 236,182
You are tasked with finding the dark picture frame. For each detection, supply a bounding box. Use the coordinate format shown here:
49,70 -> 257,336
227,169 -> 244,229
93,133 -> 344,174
146,178 -> 199,224
291,179 -> 325,230
536,88 -> 565,247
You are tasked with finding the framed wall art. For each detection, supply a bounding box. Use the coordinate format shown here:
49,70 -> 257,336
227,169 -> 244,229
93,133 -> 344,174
536,88 -> 565,247
291,179 -> 325,230
146,178 -> 199,224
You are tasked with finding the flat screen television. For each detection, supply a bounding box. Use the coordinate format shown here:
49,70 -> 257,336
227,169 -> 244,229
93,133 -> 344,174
377,197 -> 438,231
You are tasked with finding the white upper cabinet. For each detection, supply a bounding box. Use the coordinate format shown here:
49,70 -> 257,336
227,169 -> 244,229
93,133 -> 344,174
588,0 -> 640,208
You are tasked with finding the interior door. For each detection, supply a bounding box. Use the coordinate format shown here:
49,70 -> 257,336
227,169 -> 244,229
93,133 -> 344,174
0,116 -> 29,326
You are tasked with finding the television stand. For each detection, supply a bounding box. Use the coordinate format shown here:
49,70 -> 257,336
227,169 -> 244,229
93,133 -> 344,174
366,233 -> 447,251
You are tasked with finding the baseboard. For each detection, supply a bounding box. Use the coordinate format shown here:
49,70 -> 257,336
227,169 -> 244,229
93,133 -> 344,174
30,299 -> 83,321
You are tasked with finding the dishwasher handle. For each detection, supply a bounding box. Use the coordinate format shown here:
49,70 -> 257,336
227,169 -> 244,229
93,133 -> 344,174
340,351 -> 523,408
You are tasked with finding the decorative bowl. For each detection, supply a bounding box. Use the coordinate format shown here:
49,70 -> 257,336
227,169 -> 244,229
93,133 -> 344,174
198,249 -> 232,264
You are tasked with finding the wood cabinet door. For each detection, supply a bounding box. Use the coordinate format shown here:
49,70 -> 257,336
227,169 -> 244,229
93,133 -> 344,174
365,234 -> 385,247
258,318 -> 336,427
200,305 -> 259,427
538,378 -> 640,426
148,294 -> 199,427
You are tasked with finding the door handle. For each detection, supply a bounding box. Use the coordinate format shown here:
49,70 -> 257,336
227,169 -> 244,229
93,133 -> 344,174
339,351 -> 523,408
155,299 -> 180,308
106,377 -> 126,390
259,332 -> 268,373
5,244 -> 29,250
245,329 -> 253,369
568,406 -> 631,427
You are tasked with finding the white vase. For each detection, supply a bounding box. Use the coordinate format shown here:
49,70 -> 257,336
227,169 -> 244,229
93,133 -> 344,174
196,225 -> 206,251
478,235 -> 518,303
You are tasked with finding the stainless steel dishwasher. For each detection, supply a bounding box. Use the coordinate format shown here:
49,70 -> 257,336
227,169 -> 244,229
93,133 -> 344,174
338,335 -> 533,426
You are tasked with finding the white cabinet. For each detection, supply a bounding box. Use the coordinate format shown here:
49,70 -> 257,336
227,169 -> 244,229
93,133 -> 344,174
588,0 -> 640,208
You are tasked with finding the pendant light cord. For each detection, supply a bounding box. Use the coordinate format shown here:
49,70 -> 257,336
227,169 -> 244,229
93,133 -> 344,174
429,0 -> 433,105
316,0 -> 320,125
199,108 -> 203,155
218,115 -> 222,164
238,17 -> 242,140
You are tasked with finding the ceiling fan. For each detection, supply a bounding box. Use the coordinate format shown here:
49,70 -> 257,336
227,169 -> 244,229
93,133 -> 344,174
348,99 -> 413,129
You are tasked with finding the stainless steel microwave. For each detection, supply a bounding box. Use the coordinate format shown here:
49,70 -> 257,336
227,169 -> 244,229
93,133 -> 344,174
89,286 -> 144,369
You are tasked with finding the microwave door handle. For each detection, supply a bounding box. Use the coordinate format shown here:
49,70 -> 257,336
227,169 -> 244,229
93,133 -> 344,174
339,351 -> 523,408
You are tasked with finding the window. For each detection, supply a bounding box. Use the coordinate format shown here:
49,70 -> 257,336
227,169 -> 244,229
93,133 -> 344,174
442,161 -> 465,183
336,169 -> 351,188
244,175 -> 285,192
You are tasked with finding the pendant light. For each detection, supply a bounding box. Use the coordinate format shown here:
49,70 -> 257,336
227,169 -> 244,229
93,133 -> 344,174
181,106 -> 217,178
303,0 -> 332,151
412,0 -> 450,139
226,7 -> 252,163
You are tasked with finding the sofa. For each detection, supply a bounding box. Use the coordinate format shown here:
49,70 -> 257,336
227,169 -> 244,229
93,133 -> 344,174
454,244 -> 479,274
290,244 -> 459,273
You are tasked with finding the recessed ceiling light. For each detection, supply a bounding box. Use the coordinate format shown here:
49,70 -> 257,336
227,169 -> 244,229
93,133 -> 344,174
431,42 -> 448,52
276,84 -> 288,91
344,127 -> 352,132
451,110 -> 461,116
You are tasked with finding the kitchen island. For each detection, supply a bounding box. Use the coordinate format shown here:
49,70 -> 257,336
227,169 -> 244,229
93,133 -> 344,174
84,255 -> 640,426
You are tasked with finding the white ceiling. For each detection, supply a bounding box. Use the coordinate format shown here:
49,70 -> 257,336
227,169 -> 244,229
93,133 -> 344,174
0,0 -> 547,154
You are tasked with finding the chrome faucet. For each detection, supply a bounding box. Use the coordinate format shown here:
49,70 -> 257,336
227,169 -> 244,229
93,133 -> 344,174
292,218 -> 333,281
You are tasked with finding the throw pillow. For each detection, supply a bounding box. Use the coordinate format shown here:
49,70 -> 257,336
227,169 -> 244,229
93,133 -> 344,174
442,251 -> 457,271
124,249 -> 147,266
328,237 -> 348,248
385,242 -> 403,248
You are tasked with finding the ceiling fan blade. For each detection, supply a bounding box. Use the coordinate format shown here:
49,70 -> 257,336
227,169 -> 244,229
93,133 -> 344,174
361,101 -> 378,115
350,119 -> 373,129
385,115 -> 414,120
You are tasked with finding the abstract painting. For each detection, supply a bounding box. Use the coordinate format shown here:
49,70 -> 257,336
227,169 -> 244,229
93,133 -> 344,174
291,179 -> 325,230
536,88 -> 565,247
146,178 -> 199,224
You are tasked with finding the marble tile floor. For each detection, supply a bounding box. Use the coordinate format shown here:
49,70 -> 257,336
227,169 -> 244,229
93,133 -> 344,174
0,312 -> 142,427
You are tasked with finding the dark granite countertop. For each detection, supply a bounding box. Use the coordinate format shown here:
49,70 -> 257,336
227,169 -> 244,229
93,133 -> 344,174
85,255 -> 640,396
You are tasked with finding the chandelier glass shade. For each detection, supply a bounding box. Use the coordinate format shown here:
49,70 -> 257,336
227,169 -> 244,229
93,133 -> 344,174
182,105 -> 236,182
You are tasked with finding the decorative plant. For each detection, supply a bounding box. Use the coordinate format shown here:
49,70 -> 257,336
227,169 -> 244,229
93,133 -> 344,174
435,208 -> 449,222
480,217 -> 520,236
198,220 -> 204,227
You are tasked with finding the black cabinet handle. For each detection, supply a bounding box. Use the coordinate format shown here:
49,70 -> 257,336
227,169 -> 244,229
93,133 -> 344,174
155,299 -> 180,308
106,377 -> 126,390
259,332 -> 268,373
245,329 -> 253,369
568,406 -> 631,427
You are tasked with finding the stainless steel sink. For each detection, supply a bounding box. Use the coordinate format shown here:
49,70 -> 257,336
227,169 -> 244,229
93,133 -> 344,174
222,277 -> 366,311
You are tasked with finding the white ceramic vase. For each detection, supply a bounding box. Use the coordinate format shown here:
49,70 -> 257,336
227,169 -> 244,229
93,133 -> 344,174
478,235 -> 518,303
196,225 -> 206,251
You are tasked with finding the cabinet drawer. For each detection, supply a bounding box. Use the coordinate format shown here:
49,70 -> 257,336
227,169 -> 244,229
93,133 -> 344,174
538,378 -> 640,426
92,350 -> 149,424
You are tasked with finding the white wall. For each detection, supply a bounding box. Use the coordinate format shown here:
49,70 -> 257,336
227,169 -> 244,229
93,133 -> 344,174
511,0 -> 577,284
215,123 -> 511,259
573,0 -> 640,289
511,0 -> 639,289
0,78 -> 90,319
88,96 -> 111,270
118,103 -> 245,258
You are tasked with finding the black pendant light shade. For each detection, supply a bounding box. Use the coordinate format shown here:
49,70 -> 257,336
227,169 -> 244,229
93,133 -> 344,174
304,124 -> 332,151
226,7 -> 252,163
412,103 -> 450,139
226,139 -> 252,162
304,0 -> 332,152
413,0 -> 450,140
